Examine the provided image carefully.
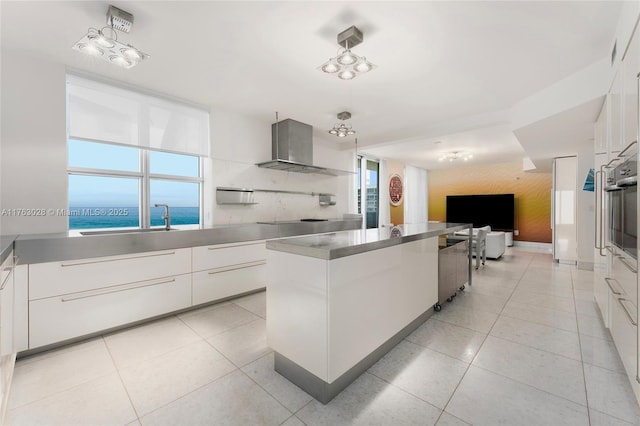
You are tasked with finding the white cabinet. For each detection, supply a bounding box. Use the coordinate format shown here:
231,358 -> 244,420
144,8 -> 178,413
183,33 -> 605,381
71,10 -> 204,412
0,251 -> 17,425
594,275 -> 615,328
613,253 -> 638,306
609,251 -> 640,401
29,249 -> 191,300
594,98 -> 608,155
192,241 -> 266,272
25,241 -> 270,350
267,236 -> 439,385
0,253 -> 15,357
553,156 -> 577,263
611,296 -> 637,377
17,235 -> 277,351
610,70 -> 623,153
193,263 -> 265,305
12,265 -> 27,353
28,248 -> 192,349
622,26 -> 639,151
30,274 -> 191,348
192,241 -> 266,306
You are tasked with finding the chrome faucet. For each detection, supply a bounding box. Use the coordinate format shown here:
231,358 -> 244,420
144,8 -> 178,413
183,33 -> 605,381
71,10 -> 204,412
155,204 -> 171,230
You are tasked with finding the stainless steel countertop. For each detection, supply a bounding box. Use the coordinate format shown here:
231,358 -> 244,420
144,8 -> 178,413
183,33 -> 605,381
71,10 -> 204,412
14,219 -> 362,264
266,222 -> 472,260
0,235 -> 17,264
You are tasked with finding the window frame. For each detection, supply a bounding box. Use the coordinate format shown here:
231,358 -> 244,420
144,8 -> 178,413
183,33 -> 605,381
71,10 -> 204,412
356,155 -> 380,229
67,138 -> 204,230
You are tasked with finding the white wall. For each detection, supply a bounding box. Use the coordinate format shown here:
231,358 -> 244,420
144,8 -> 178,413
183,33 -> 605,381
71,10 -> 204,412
0,50 -> 354,235
511,57 -> 611,131
576,144 -> 595,269
613,1 -> 640,71
1,50 -> 68,235
209,109 -> 353,224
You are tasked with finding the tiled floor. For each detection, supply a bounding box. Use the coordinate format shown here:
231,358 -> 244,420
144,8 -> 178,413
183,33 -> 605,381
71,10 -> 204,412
6,247 -> 640,425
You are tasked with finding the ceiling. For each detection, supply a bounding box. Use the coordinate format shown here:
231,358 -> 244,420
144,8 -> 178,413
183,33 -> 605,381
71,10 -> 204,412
0,1 -> 623,171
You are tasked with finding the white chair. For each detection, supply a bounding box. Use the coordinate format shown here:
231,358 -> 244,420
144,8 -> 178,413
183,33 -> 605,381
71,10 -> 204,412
472,228 -> 487,269
485,231 -> 506,259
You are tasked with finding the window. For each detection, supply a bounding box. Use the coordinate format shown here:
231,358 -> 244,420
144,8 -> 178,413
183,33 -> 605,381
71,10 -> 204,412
356,156 -> 379,229
66,73 -> 209,231
68,141 -> 202,230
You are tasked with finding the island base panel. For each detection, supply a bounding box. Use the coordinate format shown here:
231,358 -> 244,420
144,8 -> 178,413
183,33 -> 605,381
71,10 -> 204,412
274,307 -> 433,404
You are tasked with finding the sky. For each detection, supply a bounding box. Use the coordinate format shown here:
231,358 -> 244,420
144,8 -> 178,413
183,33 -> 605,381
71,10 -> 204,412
68,140 -> 199,207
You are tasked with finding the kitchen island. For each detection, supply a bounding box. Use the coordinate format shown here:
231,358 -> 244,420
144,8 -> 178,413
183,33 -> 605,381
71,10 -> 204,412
266,222 -> 471,403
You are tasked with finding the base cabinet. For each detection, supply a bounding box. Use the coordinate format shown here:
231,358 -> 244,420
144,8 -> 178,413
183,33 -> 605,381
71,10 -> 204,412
193,262 -> 266,306
608,251 -> 640,403
0,251 -> 16,424
268,236 -> 439,384
594,275 -> 614,328
191,241 -> 267,306
24,241 -> 268,351
29,274 -> 192,348
29,249 -> 191,300
610,297 -> 638,376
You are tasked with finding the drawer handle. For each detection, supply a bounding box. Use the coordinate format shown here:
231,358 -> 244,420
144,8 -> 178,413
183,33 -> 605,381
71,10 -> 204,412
60,251 -> 176,267
604,278 -> 623,295
0,256 -> 18,290
61,277 -> 177,302
619,257 -> 638,274
618,298 -> 638,326
207,243 -> 264,251
208,260 -> 266,275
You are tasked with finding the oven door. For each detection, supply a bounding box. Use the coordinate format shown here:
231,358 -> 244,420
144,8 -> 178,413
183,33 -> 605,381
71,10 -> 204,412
609,188 -> 624,250
622,182 -> 637,259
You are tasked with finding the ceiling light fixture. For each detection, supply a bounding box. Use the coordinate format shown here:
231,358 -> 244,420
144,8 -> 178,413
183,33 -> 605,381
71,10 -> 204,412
438,151 -> 473,162
319,26 -> 376,80
328,111 -> 356,138
72,5 -> 148,69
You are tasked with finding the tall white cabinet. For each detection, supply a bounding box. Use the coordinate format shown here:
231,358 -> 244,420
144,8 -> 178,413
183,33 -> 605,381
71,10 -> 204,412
552,156 -> 577,263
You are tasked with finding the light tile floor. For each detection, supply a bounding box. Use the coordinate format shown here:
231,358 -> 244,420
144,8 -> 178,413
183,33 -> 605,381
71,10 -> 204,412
7,247 -> 640,425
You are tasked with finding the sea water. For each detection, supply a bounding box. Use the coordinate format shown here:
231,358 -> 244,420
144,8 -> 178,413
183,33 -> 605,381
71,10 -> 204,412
68,206 -> 199,229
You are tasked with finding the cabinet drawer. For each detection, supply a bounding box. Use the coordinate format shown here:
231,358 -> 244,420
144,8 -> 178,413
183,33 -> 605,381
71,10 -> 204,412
610,296 -> 637,378
612,254 -> 637,305
29,274 -> 191,348
594,275 -> 614,328
193,262 -> 266,306
192,241 -> 266,272
29,248 -> 191,300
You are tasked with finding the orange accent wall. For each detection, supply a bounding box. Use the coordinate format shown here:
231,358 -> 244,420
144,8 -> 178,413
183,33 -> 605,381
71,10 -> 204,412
428,161 -> 552,243
387,160 -> 404,225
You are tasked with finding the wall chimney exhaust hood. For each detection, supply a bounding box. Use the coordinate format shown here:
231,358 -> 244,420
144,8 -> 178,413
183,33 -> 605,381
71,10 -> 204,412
256,118 -> 352,176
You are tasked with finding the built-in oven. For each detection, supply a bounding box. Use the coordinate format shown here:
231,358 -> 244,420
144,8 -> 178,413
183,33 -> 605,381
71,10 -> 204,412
617,159 -> 637,258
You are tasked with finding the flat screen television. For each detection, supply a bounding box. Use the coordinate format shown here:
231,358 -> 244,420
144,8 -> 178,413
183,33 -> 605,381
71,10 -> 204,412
446,194 -> 515,230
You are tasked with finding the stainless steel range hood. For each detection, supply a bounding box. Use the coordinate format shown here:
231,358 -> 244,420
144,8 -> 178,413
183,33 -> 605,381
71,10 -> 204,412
256,119 -> 352,176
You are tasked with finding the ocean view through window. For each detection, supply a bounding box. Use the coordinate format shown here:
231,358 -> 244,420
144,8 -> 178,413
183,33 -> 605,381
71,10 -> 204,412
68,140 -> 202,230
66,73 -> 209,231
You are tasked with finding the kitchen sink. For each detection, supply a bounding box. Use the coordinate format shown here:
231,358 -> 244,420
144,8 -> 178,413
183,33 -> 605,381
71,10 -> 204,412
80,228 -> 177,236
